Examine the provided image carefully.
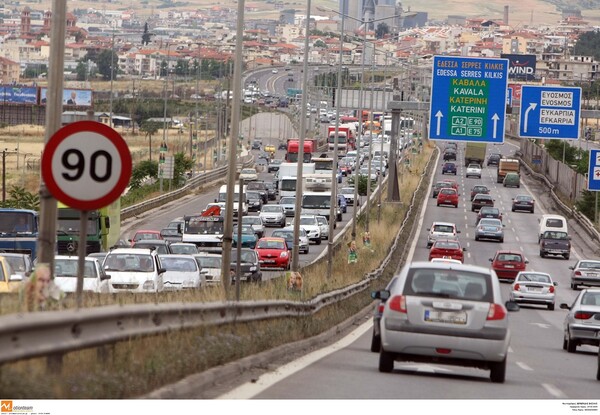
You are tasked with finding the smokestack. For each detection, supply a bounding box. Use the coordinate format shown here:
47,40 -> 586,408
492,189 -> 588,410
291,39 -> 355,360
504,5 -> 509,25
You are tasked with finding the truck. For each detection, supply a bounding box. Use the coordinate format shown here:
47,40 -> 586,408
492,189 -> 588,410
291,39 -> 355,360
0,208 -> 39,259
285,138 -> 317,163
311,156 -> 335,175
300,174 -> 338,221
57,201 -> 121,255
278,162 -> 316,198
327,124 -> 356,157
181,205 -> 225,252
217,184 -> 247,217
464,142 -> 487,167
496,158 -> 520,183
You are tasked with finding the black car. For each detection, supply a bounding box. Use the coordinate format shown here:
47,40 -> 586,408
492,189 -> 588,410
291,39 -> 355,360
264,181 -> 277,201
251,140 -> 262,150
268,159 -> 282,173
487,153 -> 502,166
471,194 -> 495,212
470,184 -> 490,201
476,207 -> 503,224
246,181 -> 268,204
442,162 -> 457,175
230,248 -> 262,283
511,194 -> 535,213
278,142 -> 287,150
132,239 -> 172,255
246,191 -> 263,211
443,149 -> 457,161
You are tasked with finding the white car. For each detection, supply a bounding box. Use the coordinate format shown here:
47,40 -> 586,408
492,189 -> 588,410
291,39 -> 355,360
339,186 -> 359,206
53,255 -> 110,293
272,227 -> 310,254
466,163 -> 482,179
159,254 -> 205,290
241,215 -> 265,238
239,168 -> 258,182
193,253 -> 222,286
169,242 -> 199,255
292,215 -> 321,244
103,248 -> 165,293
315,215 -> 331,240
259,205 -> 286,227
426,221 -> 460,247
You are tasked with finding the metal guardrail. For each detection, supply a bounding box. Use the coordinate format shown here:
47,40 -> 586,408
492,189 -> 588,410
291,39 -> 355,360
0,149 -> 436,369
120,155 -> 254,220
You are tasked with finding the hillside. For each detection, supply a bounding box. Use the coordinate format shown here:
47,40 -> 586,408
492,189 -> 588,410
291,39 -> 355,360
25,0 -> 600,26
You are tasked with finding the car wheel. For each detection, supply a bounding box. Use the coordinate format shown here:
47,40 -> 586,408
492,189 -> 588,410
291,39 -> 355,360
563,335 -> 568,350
548,303 -> 555,311
564,254 -> 570,260
280,221 -> 285,228
511,208 -> 515,212
437,203 -> 440,206
304,247 -> 309,254
471,207 -> 475,212
378,349 -> 394,373
500,238 -> 504,243
567,335 -> 577,353
531,209 -> 535,214
540,251 -> 545,258
489,357 -> 506,383
316,238 -> 322,245
571,282 -> 578,290
370,331 -> 381,353
475,236 -> 479,241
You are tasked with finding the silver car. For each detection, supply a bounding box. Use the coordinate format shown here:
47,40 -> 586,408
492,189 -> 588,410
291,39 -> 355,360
241,215 -> 265,239
474,218 -> 505,242
279,196 -> 296,217
510,271 -> 557,310
569,259 -> 600,290
373,261 -> 519,383
560,288 -> 600,353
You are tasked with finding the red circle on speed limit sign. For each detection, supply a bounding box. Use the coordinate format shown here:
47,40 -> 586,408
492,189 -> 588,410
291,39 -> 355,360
41,121 -> 132,211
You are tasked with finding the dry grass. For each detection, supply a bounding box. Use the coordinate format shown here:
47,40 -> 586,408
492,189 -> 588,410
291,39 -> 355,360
0,142 -> 434,398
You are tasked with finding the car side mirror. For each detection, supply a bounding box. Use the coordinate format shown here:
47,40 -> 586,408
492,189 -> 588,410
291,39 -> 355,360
371,290 -> 390,301
559,303 -> 571,310
158,268 -> 167,274
489,258 -> 493,262
568,266 -> 574,270
101,273 -> 111,281
553,282 -> 558,286
462,247 -> 467,251
525,260 -> 529,264
457,230 -> 461,234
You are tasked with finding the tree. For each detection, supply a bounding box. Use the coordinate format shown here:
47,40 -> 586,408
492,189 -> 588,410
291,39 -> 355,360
574,30 -> 600,60
140,120 -> 161,162
0,186 -> 39,210
129,160 -> 158,189
94,49 -> 118,81
376,23 -> 390,39
314,39 -> 326,49
141,22 -> 153,46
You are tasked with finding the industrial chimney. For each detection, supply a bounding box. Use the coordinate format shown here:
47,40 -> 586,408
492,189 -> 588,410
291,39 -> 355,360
504,5 -> 509,25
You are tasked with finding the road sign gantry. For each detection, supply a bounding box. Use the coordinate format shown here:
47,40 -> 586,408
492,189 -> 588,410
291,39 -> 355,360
429,55 -> 509,143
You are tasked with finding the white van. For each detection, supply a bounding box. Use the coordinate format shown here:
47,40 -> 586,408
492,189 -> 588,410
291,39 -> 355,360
538,214 -> 568,242
218,184 -> 248,217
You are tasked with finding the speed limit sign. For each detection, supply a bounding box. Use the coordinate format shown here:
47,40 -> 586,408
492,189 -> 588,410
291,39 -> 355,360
42,121 -> 132,211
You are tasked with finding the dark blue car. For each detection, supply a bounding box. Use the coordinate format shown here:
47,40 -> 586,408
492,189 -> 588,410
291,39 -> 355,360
442,162 -> 457,175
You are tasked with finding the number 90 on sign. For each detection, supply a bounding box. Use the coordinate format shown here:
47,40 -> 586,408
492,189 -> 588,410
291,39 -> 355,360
42,121 -> 132,211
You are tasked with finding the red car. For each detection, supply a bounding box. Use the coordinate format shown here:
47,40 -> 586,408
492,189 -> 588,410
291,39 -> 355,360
428,239 -> 466,263
436,187 -> 459,208
255,237 -> 290,270
489,250 -> 529,281
129,230 -> 162,246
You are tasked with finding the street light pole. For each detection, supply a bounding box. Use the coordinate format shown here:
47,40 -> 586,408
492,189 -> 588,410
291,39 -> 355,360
326,10 -> 345,279
291,0 -> 312,272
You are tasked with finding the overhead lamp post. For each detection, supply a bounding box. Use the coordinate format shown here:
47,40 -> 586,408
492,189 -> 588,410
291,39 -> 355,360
317,6 -> 405,240
291,0 -> 312,272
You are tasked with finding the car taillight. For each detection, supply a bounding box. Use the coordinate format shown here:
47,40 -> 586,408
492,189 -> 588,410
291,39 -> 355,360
377,303 -> 385,313
388,295 -> 407,313
514,283 -> 520,291
574,311 -> 594,320
487,303 -> 507,320
575,271 -> 582,276
549,285 -> 555,293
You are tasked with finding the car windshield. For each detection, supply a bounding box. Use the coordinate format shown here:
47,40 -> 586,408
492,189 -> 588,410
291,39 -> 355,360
516,195 -> 532,201
432,225 -> 455,233
543,231 -> 568,239
262,206 -> 281,213
54,259 -> 96,278
104,254 -> 154,272
256,239 -> 286,250
518,273 -> 551,283
195,256 -> 221,268
241,169 -> 256,175
440,189 -> 456,195
340,188 -> 353,195
170,244 -> 198,254
404,268 -> 493,302
433,241 -> 460,249
280,198 -> 295,204
238,225 -> 255,234
496,254 -> 523,262
272,231 -> 292,240
243,217 -> 260,224
473,186 -> 487,192
581,293 -> 600,306
300,217 -> 316,225
159,256 -> 197,271
579,261 -> 600,269
247,192 -> 260,200
480,208 -> 499,215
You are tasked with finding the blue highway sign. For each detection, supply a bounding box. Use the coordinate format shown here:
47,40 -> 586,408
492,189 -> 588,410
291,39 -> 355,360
519,85 -> 581,140
588,149 -> 600,191
429,56 -> 509,143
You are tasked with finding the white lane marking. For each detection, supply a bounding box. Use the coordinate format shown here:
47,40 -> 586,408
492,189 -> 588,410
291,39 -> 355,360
217,318 -> 373,399
515,236 -> 520,242
543,383 -> 567,399
530,323 -> 551,329
516,361 -> 533,371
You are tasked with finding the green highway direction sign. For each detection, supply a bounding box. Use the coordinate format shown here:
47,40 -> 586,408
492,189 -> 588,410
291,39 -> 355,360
429,56 -> 509,143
